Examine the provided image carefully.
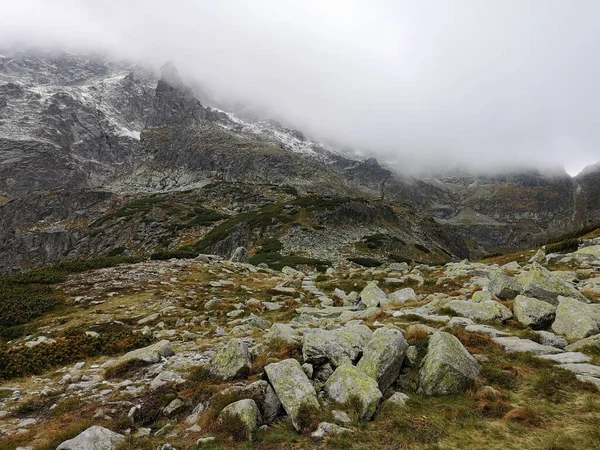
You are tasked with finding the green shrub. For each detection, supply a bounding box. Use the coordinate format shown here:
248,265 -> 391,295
348,257 -> 382,267
183,208 -> 229,228
249,253 -> 330,271
546,239 -> 581,254
0,330 -> 153,380
257,238 -> 284,253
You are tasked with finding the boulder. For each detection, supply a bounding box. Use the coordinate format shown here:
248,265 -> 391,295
210,338 -> 251,380
357,327 -> 408,391
359,282 -> 387,308
418,332 -> 480,395
106,340 -> 174,371
444,300 -> 513,323
229,247 -> 249,263
513,295 -> 556,329
565,334 -> 600,353
519,263 -> 588,305
534,330 -> 567,348
266,323 -> 301,345
264,359 -> 320,431
218,399 -> 260,438
56,426 -> 125,450
302,326 -> 372,367
384,392 -> 409,408
324,365 -> 382,420
488,271 -> 522,299
552,296 -> 600,340
382,288 -> 417,307
311,422 -> 353,440
471,290 -> 493,303
492,336 -> 562,355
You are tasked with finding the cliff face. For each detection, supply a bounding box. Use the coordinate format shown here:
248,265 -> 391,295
0,49 -> 598,272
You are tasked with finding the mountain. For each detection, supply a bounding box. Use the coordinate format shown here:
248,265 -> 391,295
0,49 -> 598,273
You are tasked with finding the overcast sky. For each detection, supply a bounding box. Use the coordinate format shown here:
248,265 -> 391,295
1,0 -> 599,175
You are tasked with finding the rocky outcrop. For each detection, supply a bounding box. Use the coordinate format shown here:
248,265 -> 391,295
357,327 -> 408,391
419,332 -> 480,395
209,338 -> 252,380
519,263 -> 587,304
513,295 -> 556,329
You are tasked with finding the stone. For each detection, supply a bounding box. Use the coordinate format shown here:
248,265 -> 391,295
266,323 -> 301,345
538,352 -> 591,364
471,290 -> 493,303
241,314 -> 270,330
357,327 -> 409,391
234,380 -> 283,425
513,295 -> 556,329
56,426 -> 125,450
565,334 -> 600,352
311,422 -> 353,440
264,359 -> 320,431
488,271 -> 522,299
150,371 -> 185,391
229,247 -> 249,263
382,288 -> 417,307
519,263 -> 588,304
464,324 -> 509,337
359,282 -> 388,308
210,338 -> 252,380
552,296 -> 600,339
418,332 -> 480,395
447,317 -> 475,328
331,409 -> 352,423
534,330 -> 567,348
491,336 -> 563,355
196,437 -> 216,445
444,300 -> 513,323
164,398 -> 185,416
137,313 -> 160,325
24,336 -> 56,348
389,262 -> 410,272
218,399 -> 260,438
282,266 -> 304,277
302,326 -> 372,367
559,363 -> 600,378
385,392 -> 409,408
529,249 -> 546,263
106,340 -> 174,371
324,364 -> 383,420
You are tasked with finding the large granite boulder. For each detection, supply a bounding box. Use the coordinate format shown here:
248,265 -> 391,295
357,327 -> 408,391
488,271 -> 522,299
381,288 -> 417,307
56,426 -> 125,450
218,399 -> 261,438
105,340 -> 174,372
210,338 -> 252,380
303,325 -> 372,367
359,282 -> 388,308
444,300 -> 513,323
418,332 -> 480,395
519,263 -> 588,305
552,296 -> 600,340
264,359 -> 320,431
513,295 -> 556,329
324,364 -> 382,420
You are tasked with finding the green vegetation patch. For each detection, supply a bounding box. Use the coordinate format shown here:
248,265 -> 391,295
546,238 -> 581,254
249,253 -> 330,271
348,257 -> 383,267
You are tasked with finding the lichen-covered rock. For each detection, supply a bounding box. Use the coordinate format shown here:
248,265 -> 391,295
552,296 -> 600,340
444,300 -> 513,323
534,330 -> 567,348
311,422 -> 353,440
565,334 -> 600,352
359,282 -> 387,308
106,340 -> 174,371
266,323 -> 301,345
471,290 -> 493,303
382,288 -> 417,307
384,392 -> 409,408
229,247 -> 249,263
302,325 -> 372,367
210,338 -> 251,380
418,331 -> 480,395
488,271 -> 522,299
218,399 -> 260,439
264,359 -> 320,431
56,426 -> 125,450
242,380 -> 283,424
519,263 -> 588,304
357,327 -> 408,391
513,295 -> 556,329
324,364 -> 382,420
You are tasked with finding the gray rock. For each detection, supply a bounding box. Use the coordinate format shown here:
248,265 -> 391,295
266,323 -> 301,345
384,392 -> 409,407
492,336 -> 562,355
331,409 -> 352,423
519,263 -> 588,304
534,330 -> 568,348
418,331 -> 480,395
106,340 -> 174,371
357,327 -> 408,391
210,338 -> 252,380
444,300 -> 513,323
229,247 -> 249,263
359,282 -> 388,308
539,352 -> 591,364
264,359 -> 320,431
302,326 -> 372,367
565,334 -> 600,353
56,426 -> 125,450
471,290 -> 493,303
488,271 -> 522,299
552,296 -> 600,340
382,288 -> 417,307
164,398 -> 185,416
324,364 -> 383,420
513,295 -> 556,329
218,399 -> 260,438
311,422 -> 353,440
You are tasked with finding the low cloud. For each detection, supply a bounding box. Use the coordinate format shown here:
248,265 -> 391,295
2,0 -> 599,175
